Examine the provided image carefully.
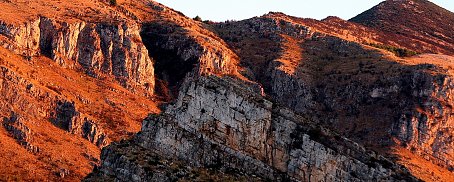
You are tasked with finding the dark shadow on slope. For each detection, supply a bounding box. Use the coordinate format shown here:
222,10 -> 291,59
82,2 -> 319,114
50,100 -> 78,131
141,22 -> 199,101
211,18 -> 282,93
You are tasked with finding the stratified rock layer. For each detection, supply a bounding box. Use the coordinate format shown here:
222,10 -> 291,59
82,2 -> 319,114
90,75 -> 417,182
2,112 -> 39,153
52,100 -> 109,147
214,14 -> 454,174
0,17 -> 155,94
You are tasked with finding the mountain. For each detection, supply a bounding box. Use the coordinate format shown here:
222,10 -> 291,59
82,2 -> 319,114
350,0 -> 454,55
0,0 -> 237,180
0,0 -> 453,181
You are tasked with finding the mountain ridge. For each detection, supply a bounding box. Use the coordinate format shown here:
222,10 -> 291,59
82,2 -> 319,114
0,0 -> 453,181
350,0 -> 454,55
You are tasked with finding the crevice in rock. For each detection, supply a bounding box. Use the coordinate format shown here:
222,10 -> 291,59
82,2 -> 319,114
38,16 -> 55,58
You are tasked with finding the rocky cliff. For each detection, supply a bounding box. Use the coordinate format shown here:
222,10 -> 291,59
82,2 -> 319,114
0,49 -> 158,180
88,75 -> 419,181
0,17 -> 155,95
88,1 -> 453,181
2,112 -> 39,153
1,0 -> 453,181
0,0 -> 242,180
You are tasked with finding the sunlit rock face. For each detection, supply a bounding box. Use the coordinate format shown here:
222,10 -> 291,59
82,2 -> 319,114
0,0 -> 453,181
90,75 -> 418,182
1,17 -> 155,95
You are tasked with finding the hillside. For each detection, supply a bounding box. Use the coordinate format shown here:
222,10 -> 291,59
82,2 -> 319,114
0,0 -> 453,181
350,0 -> 454,55
211,10 -> 454,181
0,0 -> 240,180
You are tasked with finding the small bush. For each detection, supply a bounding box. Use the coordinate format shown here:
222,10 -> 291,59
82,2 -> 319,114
368,43 -> 419,57
109,0 -> 117,6
193,15 -> 202,22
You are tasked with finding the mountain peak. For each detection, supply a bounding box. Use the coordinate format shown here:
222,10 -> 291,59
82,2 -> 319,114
350,0 -> 454,54
351,0 -> 454,23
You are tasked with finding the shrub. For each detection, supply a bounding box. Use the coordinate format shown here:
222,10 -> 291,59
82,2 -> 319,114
193,15 -> 202,22
368,43 -> 419,57
109,0 -> 117,6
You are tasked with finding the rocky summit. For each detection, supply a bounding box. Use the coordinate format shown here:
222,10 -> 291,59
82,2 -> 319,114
0,0 -> 453,181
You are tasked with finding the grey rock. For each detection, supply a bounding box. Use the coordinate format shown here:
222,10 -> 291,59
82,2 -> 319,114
91,75 -> 418,181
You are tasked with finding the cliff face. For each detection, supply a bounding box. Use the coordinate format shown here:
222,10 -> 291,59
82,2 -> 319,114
390,65 -> 454,170
2,112 -> 39,153
1,0 -> 453,181
89,75 -> 418,181
141,21 -> 239,99
0,17 -> 155,94
52,100 -> 109,147
0,44 -> 158,180
0,0 -> 243,180
213,12 -> 454,180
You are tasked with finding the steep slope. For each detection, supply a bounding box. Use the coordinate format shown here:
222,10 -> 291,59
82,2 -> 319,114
212,10 -> 454,181
87,1 -> 454,181
117,0 -> 242,99
2,0 -> 454,181
0,45 -> 158,180
0,0 -> 242,180
88,75 -> 418,181
0,0 -> 241,97
263,11 -> 452,56
0,0 -> 155,95
350,0 -> 454,55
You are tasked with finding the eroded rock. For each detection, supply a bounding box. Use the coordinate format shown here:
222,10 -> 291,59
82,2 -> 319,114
91,75 -> 418,181
2,112 -> 39,153
52,100 -> 109,147
0,17 -> 155,95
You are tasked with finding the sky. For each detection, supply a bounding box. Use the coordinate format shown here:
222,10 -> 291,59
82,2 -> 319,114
154,0 -> 454,22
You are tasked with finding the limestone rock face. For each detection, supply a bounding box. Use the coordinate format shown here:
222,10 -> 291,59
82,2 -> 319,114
0,17 -> 155,94
52,101 -> 109,147
274,39 -> 454,171
0,39 -> 158,180
215,15 -> 454,175
1,0 -> 453,181
2,112 -> 39,153
0,65 -> 55,121
0,19 -> 41,56
390,71 -> 454,169
146,29 -> 237,76
0,64 -> 109,147
141,22 -> 238,91
90,75 -> 417,181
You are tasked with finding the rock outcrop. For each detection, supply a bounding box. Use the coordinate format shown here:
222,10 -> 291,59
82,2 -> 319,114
0,0 -> 453,181
214,13 -> 454,180
389,66 -> 454,170
2,112 -> 39,153
52,100 -> 109,147
0,40 -> 162,180
0,63 -> 109,147
90,75 -> 418,181
140,18 -> 241,99
0,17 -> 155,94
0,0 -> 241,179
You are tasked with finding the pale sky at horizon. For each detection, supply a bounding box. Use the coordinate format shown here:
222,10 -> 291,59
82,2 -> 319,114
154,0 -> 454,22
